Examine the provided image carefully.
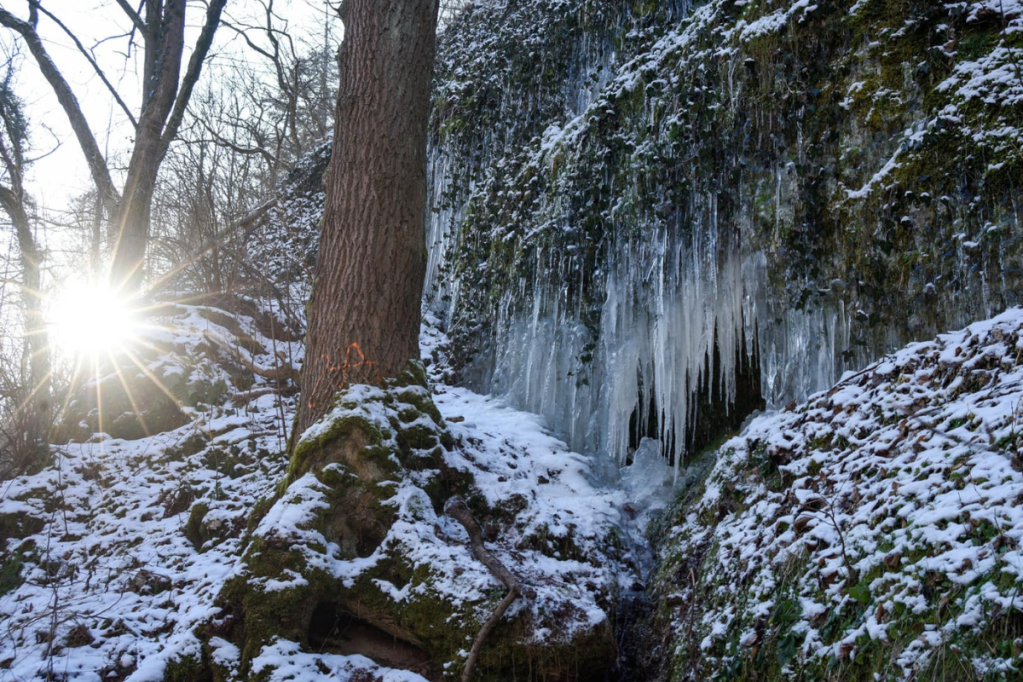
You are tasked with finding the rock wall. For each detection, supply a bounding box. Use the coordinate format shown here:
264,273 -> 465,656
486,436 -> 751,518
426,0 -> 1023,467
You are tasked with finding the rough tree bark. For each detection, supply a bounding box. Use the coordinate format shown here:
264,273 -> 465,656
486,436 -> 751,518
296,0 -> 439,435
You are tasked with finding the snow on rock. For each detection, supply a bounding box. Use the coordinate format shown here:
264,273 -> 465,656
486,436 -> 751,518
0,304 -> 634,681
433,382 -> 631,624
224,354 -> 629,679
654,308 -> 1023,680
249,639 -> 430,682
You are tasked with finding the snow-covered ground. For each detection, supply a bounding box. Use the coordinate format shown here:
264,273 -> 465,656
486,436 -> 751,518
6,297 -> 1022,681
658,308 -> 1023,679
0,306 -> 660,682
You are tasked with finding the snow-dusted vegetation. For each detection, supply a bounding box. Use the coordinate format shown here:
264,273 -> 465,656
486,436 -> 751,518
652,310 -> 1023,680
1,0 -> 1022,680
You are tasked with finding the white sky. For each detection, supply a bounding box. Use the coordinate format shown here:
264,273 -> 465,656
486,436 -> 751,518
3,0 -> 336,213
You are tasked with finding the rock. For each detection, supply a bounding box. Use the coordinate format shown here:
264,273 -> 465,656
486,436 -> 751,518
129,570 -> 171,595
214,362 -> 616,681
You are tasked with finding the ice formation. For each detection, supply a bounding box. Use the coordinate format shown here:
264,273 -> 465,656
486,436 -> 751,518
425,0 -> 1020,473
422,3 -> 854,473
619,437 -> 675,531
426,164 -> 857,472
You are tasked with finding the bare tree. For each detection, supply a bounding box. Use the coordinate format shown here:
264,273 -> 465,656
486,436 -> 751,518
146,6 -> 339,300
297,0 -> 440,434
439,0 -> 472,27
0,0 -> 228,290
0,59 -> 49,474
208,0 -> 338,184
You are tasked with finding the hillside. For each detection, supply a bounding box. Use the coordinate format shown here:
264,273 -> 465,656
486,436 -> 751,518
1,0 -> 1022,680
0,306 -> 644,682
646,309 -> 1023,681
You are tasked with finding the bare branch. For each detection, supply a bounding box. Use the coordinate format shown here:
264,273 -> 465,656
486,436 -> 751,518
445,496 -> 535,682
90,31 -> 132,51
196,123 -> 277,166
24,131 -> 61,165
159,0 -> 228,156
33,4 -> 138,128
113,0 -> 149,38
444,496 -> 535,598
0,7 -> 119,215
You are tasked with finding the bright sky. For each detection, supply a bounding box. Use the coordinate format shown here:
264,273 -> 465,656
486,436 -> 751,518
3,0 -> 336,214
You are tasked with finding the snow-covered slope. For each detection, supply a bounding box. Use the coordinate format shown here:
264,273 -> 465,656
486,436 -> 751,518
0,306 -> 638,682
649,308 -> 1023,681
0,301 -> 300,681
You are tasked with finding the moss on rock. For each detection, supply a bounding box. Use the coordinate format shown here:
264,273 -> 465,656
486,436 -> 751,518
639,312 -> 1023,681
212,362 -> 616,680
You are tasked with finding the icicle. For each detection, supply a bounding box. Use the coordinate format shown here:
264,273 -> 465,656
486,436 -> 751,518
422,2 -> 874,471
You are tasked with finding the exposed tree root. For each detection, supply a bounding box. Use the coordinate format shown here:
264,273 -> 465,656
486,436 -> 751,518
444,495 -> 535,682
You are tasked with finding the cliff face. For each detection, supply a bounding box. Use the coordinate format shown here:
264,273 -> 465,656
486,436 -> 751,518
426,0 -> 1023,468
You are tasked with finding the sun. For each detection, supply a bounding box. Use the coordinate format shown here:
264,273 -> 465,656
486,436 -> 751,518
47,281 -> 141,358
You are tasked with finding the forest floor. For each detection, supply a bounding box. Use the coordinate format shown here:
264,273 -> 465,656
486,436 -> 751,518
0,305 -> 664,682
2,302 -> 1022,681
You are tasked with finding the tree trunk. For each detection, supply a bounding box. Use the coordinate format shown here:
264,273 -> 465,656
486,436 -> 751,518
0,186 -> 50,472
109,0 -> 186,289
110,148 -> 160,290
17,210 -> 50,470
296,0 -> 439,435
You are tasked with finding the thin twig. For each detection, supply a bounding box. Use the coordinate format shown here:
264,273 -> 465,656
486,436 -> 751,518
445,496 -> 535,682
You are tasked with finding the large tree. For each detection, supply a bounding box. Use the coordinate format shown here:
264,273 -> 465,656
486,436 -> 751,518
0,0 -> 227,289
296,0 -> 439,435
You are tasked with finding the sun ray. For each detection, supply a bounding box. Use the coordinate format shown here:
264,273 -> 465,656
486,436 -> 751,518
14,367 -> 55,414
55,352 -> 85,430
118,345 -> 188,418
105,349 -> 151,438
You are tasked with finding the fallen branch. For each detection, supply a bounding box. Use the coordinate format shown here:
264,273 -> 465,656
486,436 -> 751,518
230,386 -> 277,403
202,332 -> 300,385
444,496 -> 534,682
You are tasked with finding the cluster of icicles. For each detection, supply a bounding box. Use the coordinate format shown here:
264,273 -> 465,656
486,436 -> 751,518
423,20 -> 858,472
426,172 -> 858,473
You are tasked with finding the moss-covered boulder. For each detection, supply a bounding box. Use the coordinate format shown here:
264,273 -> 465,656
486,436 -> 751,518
215,362 -> 617,681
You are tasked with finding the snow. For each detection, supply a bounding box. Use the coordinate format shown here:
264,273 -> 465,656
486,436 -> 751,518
663,308 -> 1023,676
250,639 -> 429,682
0,307 -> 641,680
0,301 -> 298,682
